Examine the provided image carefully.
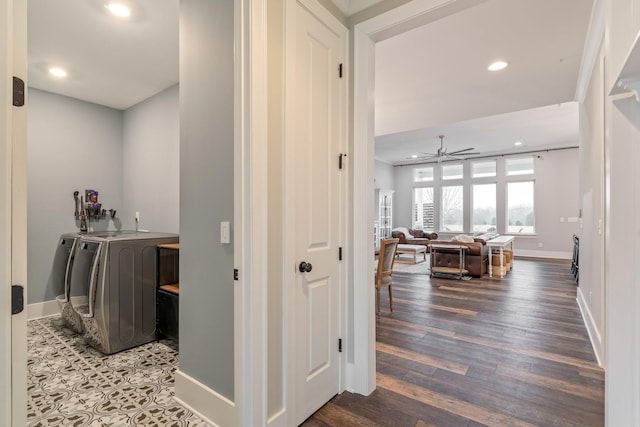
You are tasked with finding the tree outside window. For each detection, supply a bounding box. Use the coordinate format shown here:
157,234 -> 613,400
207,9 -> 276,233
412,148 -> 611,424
507,181 -> 535,233
441,185 -> 463,232
472,183 -> 496,233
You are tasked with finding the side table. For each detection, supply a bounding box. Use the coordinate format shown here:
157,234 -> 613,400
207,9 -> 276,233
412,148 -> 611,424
486,236 -> 514,278
429,244 -> 468,280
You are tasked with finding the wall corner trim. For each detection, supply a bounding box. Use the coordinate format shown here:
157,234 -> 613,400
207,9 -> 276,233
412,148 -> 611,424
575,0 -> 605,102
174,369 -> 236,427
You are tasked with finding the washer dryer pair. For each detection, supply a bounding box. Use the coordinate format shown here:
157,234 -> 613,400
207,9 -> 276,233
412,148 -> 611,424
51,231 -> 178,354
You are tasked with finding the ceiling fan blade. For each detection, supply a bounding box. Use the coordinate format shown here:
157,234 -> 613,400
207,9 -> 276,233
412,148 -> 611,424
449,147 -> 476,155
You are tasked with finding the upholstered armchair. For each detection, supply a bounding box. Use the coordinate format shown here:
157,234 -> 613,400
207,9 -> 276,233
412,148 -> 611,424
376,238 -> 399,315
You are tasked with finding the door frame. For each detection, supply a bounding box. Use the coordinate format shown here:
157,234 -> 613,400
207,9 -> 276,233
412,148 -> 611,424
1,0 -> 27,425
0,0 -> 13,420
234,0 -> 270,425
351,0 -> 489,395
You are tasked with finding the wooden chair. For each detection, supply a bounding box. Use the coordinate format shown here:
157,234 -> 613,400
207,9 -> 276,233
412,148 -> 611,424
376,238 -> 399,315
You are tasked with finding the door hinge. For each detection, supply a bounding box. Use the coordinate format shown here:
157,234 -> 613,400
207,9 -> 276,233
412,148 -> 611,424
234,269 -> 239,281
13,77 -> 25,107
338,338 -> 343,353
338,153 -> 347,169
338,247 -> 343,261
338,63 -> 343,78
11,285 -> 24,315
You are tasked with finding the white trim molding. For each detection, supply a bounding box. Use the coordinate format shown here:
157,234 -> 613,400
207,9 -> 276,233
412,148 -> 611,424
175,369 -> 236,427
575,0 -> 605,103
577,287 -> 604,366
514,250 -> 572,260
27,296 -> 87,320
234,0 -> 269,425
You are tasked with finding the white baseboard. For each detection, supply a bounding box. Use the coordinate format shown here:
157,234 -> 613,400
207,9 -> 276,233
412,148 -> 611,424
576,287 -> 604,367
27,296 -> 88,320
515,250 -> 571,260
174,369 -> 236,427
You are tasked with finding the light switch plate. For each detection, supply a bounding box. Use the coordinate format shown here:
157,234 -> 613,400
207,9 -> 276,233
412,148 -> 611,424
220,221 -> 231,244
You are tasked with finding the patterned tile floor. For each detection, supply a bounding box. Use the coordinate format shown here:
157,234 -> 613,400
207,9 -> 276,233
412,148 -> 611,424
27,316 -> 210,426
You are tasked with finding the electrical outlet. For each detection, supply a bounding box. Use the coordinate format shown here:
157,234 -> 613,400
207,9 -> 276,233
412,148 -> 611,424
538,242 -> 543,248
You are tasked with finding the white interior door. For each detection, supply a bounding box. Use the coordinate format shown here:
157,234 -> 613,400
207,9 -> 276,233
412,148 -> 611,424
1,0 -> 28,425
289,0 -> 346,423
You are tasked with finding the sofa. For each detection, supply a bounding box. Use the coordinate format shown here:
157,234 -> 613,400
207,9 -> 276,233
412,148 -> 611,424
391,227 -> 439,248
427,238 -> 489,277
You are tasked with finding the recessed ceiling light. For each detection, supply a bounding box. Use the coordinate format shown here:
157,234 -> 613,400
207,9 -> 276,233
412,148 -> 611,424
488,60 -> 509,71
411,154 -> 418,159
105,3 -> 131,17
514,141 -> 523,146
48,67 -> 67,78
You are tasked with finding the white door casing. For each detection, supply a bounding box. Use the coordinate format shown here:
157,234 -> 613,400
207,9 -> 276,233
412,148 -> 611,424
350,0 -> 489,396
285,0 -> 347,424
1,0 -> 28,425
0,0 -> 12,421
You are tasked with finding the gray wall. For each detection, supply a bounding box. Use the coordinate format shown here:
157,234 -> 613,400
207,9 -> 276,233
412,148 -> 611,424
390,148 -> 580,257
27,85 -> 181,304
179,0 -> 235,400
27,89 -> 123,303
122,85 -> 180,233
374,159 -> 394,189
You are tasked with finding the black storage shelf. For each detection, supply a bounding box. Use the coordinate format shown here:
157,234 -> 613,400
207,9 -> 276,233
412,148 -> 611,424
157,288 -> 179,342
157,244 -> 179,345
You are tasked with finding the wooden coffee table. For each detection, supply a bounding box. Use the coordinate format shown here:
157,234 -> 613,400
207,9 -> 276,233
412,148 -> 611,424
395,244 -> 427,264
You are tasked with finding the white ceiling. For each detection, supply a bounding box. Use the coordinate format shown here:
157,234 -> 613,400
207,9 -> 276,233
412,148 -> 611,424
28,0 -> 593,160
28,0 -> 178,110
374,0 -> 593,165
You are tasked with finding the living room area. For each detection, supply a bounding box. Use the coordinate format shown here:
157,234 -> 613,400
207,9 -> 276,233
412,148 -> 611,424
348,0 -> 605,424
370,0 -> 584,276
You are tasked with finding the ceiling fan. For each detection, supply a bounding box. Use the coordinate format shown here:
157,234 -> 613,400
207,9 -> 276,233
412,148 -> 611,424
407,135 -> 480,162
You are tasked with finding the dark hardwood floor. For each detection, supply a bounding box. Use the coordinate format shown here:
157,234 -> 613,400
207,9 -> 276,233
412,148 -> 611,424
304,258 -> 604,427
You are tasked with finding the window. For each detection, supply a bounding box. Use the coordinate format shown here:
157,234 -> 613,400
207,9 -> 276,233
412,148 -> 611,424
472,160 -> 496,178
414,167 -> 434,182
506,156 -> 534,176
442,163 -> 463,180
413,187 -> 435,231
507,181 -> 535,234
472,184 -> 496,233
441,185 -> 463,232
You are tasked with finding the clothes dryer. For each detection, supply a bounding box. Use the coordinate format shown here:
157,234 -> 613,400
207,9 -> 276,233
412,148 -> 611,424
70,232 -> 179,354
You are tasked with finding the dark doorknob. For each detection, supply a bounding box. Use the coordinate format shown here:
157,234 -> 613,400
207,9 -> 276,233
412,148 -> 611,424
299,262 -> 313,273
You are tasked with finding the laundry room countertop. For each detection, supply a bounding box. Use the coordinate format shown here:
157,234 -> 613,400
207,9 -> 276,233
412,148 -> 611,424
158,243 -> 180,250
